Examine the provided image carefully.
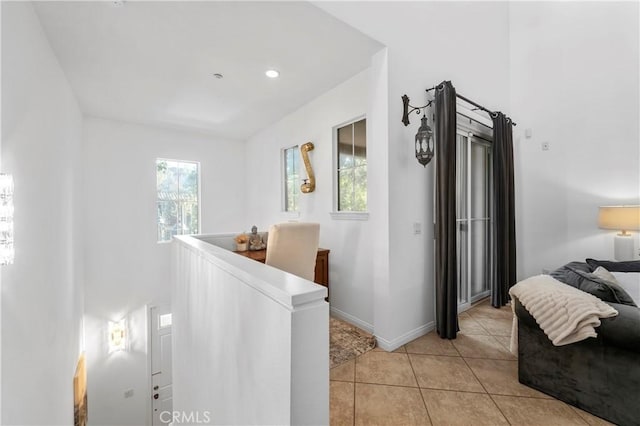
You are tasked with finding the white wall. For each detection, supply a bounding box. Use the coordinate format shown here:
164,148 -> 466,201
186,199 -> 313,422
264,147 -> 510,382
316,1 -> 511,347
1,2 -> 85,424
83,117 -> 246,425
510,2 -> 640,277
244,70 -> 377,331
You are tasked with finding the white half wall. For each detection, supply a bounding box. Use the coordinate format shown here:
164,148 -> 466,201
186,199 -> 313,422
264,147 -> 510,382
83,117 -> 246,425
244,69 -> 376,331
1,2 -> 85,424
509,2 -> 640,277
172,236 -> 328,425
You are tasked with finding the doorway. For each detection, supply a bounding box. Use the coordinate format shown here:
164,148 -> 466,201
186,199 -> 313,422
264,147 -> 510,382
150,305 -> 173,425
455,112 -> 493,312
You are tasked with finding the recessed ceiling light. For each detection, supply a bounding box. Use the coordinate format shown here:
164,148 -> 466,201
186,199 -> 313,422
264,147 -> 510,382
213,73 -> 224,79
265,69 -> 280,79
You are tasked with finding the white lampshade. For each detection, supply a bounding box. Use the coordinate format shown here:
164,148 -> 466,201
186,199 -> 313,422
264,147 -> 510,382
598,205 -> 640,233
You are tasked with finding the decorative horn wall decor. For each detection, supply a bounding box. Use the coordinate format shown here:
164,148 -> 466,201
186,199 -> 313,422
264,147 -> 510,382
300,142 -> 316,193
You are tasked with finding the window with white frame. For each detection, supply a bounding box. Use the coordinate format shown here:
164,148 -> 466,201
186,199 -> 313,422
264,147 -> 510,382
156,159 -> 200,242
336,118 -> 367,212
283,145 -> 300,212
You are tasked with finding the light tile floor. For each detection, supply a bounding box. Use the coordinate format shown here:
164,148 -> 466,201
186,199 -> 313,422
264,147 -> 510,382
330,299 -> 614,426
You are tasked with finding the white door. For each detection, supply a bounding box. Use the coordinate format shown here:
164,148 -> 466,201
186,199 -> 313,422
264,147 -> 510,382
151,305 -> 173,425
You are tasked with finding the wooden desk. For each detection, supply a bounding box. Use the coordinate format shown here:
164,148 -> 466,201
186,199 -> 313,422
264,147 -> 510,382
235,248 -> 330,292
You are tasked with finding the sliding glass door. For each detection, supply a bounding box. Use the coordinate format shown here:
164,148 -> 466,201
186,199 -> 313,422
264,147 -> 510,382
456,121 -> 493,311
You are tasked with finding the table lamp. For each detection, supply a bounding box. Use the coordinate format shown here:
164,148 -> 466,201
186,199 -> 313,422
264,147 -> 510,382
598,205 -> 640,261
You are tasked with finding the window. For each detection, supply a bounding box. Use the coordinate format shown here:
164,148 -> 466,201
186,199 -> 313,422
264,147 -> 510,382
336,118 -> 367,212
156,159 -> 200,242
283,146 -> 300,212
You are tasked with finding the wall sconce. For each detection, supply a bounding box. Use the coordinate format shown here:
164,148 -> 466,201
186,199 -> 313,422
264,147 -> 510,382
402,94 -> 434,167
598,205 -> 640,261
0,174 -> 14,265
108,319 -> 126,353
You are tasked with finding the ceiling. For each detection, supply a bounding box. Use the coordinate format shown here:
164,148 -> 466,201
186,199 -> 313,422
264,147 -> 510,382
33,1 -> 382,141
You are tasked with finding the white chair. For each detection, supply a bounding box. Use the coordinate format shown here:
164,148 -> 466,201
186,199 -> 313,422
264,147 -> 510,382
265,222 -> 320,281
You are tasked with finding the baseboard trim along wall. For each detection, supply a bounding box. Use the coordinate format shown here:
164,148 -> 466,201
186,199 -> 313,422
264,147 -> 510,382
375,321 -> 435,352
330,307 -> 374,334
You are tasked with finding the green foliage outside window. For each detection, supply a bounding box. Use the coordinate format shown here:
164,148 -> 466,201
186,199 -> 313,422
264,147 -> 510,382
157,159 -> 199,242
337,119 -> 367,212
284,146 -> 299,212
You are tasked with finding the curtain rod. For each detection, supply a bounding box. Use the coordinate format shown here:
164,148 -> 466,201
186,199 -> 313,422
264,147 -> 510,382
425,86 -> 517,126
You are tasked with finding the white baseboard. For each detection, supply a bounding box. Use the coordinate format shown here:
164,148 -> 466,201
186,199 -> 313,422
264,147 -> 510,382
330,307 -> 374,334
329,307 -> 435,352
375,321 -> 435,352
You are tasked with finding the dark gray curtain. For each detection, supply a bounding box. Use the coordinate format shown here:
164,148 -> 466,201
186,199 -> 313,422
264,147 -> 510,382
491,112 -> 516,307
434,81 -> 458,339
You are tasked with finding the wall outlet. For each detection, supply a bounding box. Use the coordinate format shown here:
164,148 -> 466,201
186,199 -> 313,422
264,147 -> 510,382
541,142 -> 550,151
124,389 -> 134,398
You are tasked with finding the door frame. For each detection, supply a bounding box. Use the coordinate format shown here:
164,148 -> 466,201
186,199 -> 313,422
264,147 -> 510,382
146,303 -> 153,426
455,104 -> 494,313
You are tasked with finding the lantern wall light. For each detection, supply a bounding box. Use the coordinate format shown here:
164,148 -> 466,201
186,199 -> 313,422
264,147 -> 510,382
401,94 -> 434,167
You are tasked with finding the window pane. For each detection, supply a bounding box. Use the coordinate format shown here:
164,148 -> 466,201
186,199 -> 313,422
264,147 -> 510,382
179,162 -> 199,199
457,220 -> 468,305
336,118 -> 367,213
157,201 -> 178,242
283,147 -> 299,212
471,220 -> 490,297
354,119 -> 367,167
456,135 -> 467,220
338,125 -> 353,169
157,160 -> 179,196
353,165 -> 367,211
338,169 -> 354,211
471,143 -> 488,219
181,201 -> 199,235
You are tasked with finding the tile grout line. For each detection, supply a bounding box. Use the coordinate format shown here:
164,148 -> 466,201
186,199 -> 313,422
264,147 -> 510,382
460,307 -> 513,425
352,355 -> 357,426
406,350 -> 434,426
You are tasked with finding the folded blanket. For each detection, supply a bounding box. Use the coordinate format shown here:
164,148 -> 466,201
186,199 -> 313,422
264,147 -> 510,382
509,274 -> 618,352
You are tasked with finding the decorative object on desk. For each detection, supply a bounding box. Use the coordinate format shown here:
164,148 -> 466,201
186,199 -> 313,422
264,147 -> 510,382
401,93 -> 434,166
234,232 -> 249,252
300,142 -> 315,193
248,225 -> 266,251
330,317 -> 376,369
598,205 -> 640,261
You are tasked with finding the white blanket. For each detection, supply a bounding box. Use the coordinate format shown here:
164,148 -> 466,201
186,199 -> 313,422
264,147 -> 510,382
509,274 -> 618,352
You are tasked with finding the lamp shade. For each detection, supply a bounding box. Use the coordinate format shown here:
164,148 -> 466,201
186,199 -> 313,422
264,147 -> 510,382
598,205 -> 640,232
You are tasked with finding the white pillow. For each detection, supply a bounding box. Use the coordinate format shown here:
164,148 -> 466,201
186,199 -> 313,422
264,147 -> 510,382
611,272 -> 640,306
593,266 -> 617,283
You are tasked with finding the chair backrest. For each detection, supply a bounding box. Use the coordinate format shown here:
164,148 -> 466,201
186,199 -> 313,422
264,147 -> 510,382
265,222 -> 320,281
